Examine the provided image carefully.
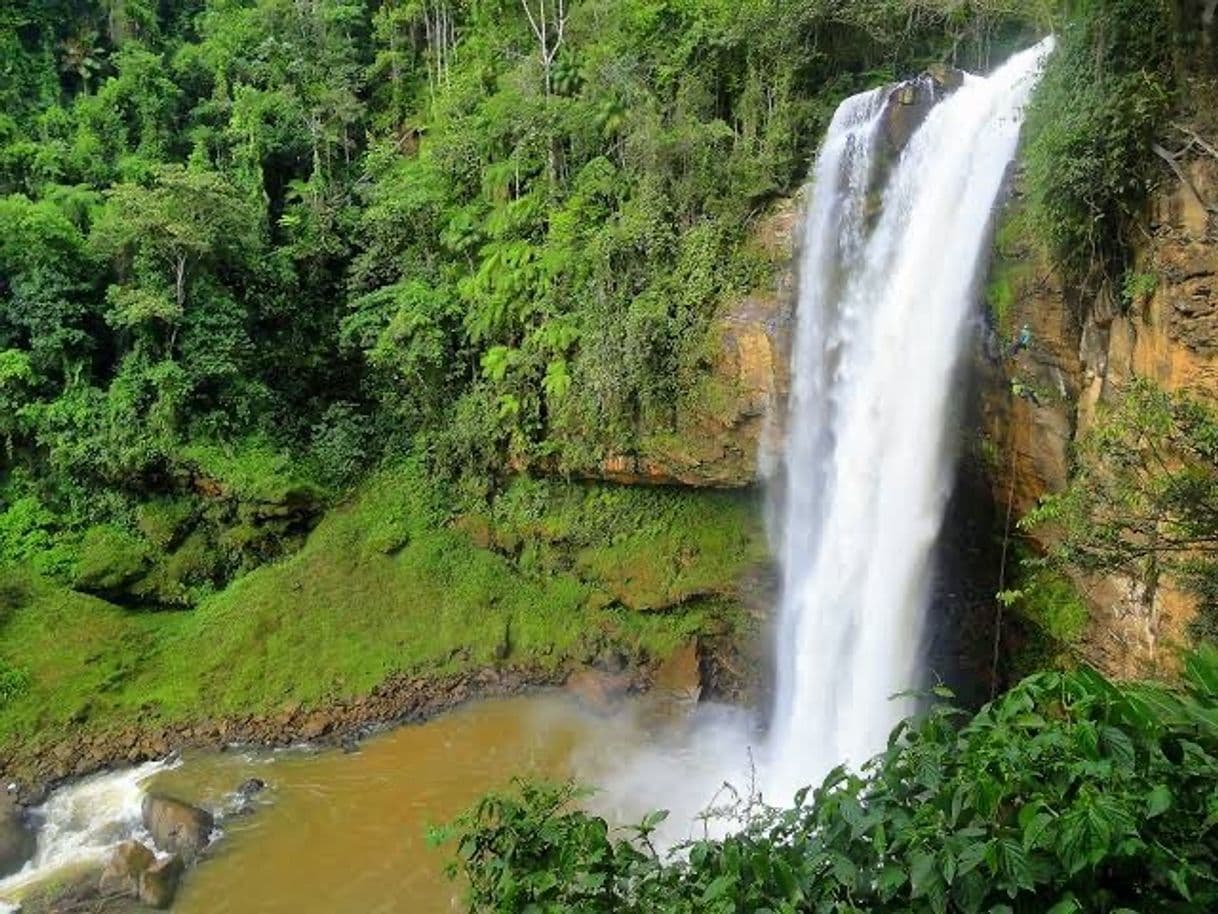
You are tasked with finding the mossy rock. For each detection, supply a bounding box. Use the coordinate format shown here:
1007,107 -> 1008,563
74,526 -> 151,598
135,498 -> 196,551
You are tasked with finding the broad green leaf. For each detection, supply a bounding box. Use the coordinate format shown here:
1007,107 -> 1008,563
1146,784 -> 1172,818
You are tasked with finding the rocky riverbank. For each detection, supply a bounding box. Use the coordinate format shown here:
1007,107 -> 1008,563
1,665 -> 559,809
2,631 -> 745,811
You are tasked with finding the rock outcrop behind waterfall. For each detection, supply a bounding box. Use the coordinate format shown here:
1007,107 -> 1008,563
977,121 -> 1218,679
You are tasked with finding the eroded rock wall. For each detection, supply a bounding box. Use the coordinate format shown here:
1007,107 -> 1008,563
978,144 -> 1218,678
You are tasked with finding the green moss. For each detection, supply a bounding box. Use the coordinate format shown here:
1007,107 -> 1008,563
985,274 -> 1016,334
180,438 -> 327,506
1010,553 -> 1089,645
0,566 -> 176,736
135,497 -> 195,551
984,204 -> 1037,339
0,464 -> 764,753
73,525 -> 151,595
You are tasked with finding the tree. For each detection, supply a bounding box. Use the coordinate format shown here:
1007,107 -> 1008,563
1027,378 -> 1218,632
519,0 -> 567,98
91,165 -> 259,348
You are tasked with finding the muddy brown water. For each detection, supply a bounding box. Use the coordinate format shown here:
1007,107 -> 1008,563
147,693 -> 751,914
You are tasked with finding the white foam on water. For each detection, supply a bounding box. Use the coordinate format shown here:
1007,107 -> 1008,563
0,759 -> 174,906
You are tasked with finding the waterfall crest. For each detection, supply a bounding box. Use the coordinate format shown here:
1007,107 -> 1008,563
766,38 -> 1054,803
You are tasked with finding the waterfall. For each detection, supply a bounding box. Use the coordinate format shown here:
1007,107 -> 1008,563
766,38 -> 1054,803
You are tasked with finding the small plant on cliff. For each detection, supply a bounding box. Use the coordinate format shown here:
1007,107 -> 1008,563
446,648 -> 1218,913
1121,270 -> 1159,311
1027,378 -> 1218,638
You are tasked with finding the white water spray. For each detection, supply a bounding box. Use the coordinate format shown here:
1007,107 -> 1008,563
766,38 -> 1054,803
0,760 -> 172,908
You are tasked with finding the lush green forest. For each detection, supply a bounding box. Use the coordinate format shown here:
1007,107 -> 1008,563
0,0 -> 1059,755
0,0 -> 1052,605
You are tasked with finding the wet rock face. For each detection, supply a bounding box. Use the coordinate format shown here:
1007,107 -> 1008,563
141,794 -> 214,863
977,130 -> 1218,679
99,840 -> 155,898
0,792 -> 35,879
880,67 -> 967,161
652,640 -> 702,704
565,668 -> 633,714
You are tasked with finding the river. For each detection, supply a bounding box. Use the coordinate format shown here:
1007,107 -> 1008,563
2,692 -> 757,913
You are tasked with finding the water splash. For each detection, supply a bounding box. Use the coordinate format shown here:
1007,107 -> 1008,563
0,760 -> 173,907
765,38 -> 1054,803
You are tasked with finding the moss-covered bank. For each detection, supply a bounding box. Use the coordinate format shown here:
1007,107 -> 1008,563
0,463 -> 768,789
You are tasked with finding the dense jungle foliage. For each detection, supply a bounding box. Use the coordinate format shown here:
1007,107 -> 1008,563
0,0 -> 1058,604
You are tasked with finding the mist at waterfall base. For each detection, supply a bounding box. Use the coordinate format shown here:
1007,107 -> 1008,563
0,39 -> 1054,909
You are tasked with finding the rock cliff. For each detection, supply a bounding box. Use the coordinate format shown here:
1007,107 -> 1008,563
977,132 -> 1218,678
588,198 -> 799,488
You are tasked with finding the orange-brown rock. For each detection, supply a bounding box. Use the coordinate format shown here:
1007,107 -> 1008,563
980,134 -> 1218,678
652,640 -> 702,704
565,668 -> 633,714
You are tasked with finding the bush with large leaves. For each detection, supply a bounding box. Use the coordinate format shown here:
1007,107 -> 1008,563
447,649 -> 1218,913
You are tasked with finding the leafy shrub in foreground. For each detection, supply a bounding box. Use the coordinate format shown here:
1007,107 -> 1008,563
446,648 -> 1218,913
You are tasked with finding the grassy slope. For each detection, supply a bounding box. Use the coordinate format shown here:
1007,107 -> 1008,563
0,465 -> 766,752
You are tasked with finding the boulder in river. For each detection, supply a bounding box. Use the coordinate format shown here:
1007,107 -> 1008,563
141,794 -> 214,862
237,777 -> 267,797
0,792 -> 35,878
228,777 -> 269,816
566,668 -> 632,714
139,854 -> 184,908
98,839 -> 156,897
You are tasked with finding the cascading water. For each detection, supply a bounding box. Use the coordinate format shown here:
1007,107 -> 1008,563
0,760 -> 173,910
766,38 -> 1055,803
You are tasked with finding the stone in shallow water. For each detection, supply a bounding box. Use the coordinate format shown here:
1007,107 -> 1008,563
141,794 -> 214,862
237,777 -> 266,797
99,839 -> 156,897
139,855 -> 184,909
